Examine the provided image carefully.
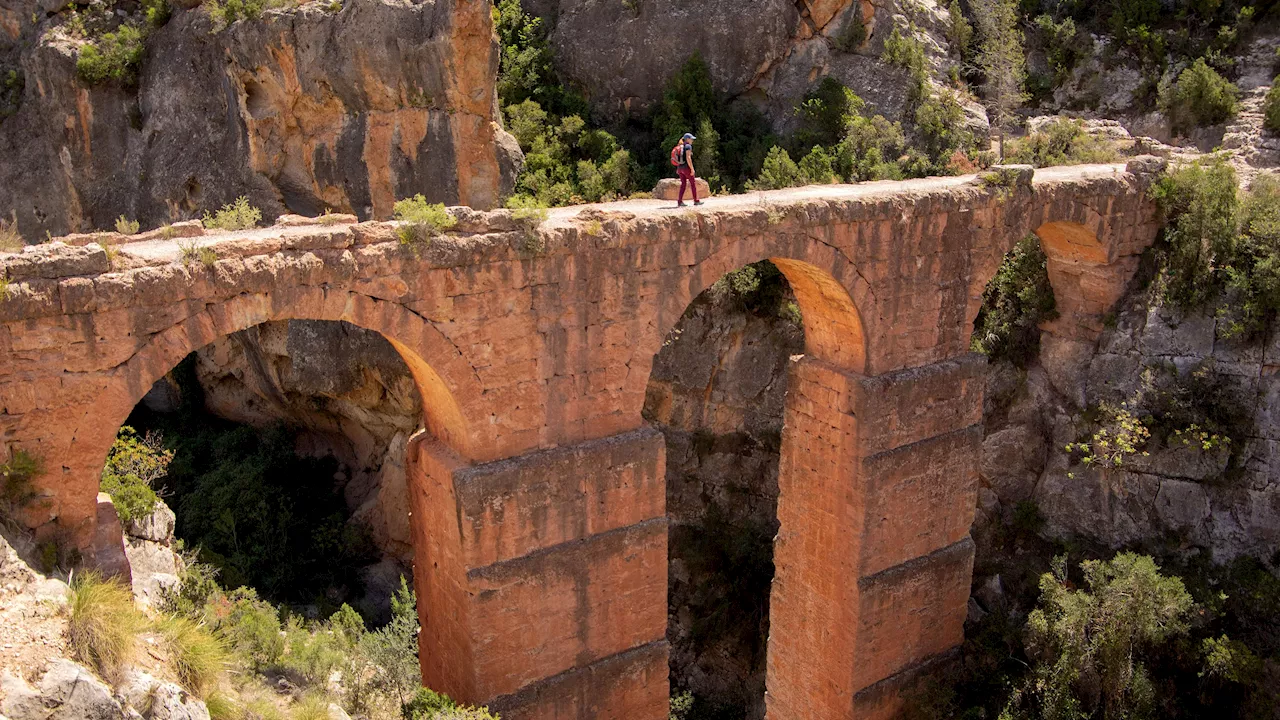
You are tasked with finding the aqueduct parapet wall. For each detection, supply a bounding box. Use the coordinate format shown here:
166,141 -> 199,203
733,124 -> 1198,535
0,161 -> 1165,719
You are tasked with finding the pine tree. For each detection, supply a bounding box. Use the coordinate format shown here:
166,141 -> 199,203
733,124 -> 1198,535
972,0 -> 1027,160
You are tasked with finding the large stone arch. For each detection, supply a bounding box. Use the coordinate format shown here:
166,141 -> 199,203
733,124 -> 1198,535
59,288 -> 484,538
47,287 -> 494,705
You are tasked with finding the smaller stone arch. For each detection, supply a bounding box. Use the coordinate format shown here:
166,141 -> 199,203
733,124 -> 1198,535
652,234 -> 872,377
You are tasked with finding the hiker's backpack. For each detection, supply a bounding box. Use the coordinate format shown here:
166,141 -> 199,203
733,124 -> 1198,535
670,144 -> 684,167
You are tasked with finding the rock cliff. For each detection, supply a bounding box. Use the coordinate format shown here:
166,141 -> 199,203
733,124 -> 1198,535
0,0 -> 521,239
523,0 -> 978,132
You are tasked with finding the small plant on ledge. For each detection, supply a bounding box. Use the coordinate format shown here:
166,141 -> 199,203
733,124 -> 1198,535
394,195 -> 456,254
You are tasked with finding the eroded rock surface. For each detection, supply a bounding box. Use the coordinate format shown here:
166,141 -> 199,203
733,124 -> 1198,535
0,0 -> 521,239
525,0 -> 979,132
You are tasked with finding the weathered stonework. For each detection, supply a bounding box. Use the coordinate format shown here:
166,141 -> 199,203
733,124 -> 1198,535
0,162 -> 1162,719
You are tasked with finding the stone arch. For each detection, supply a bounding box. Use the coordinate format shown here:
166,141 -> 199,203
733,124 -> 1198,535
57,289 -> 483,549
642,238 -> 873,718
1033,219 -> 1125,341
656,236 -> 871,375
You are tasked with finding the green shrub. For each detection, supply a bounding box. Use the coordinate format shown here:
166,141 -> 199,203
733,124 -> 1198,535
947,0 -> 972,58
832,6 -> 867,53
798,146 -> 836,184
402,688 -> 498,720
205,0 -> 293,27
1149,157 -> 1280,340
100,425 -> 173,525
202,196 -> 261,231
1162,58 -> 1239,135
114,216 -> 140,235
914,89 -> 973,170
0,448 -> 42,518
68,571 -> 147,683
359,577 -> 422,706
1008,118 -> 1121,167
178,241 -> 218,268
971,235 -> 1057,364
203,586 -> 285,670
1264,78 -> 1280,134
394,195 -> 456,250
882,24 -> 928,89
77,25 -> 147,85
749,146 -> 803,190
1006,553 -> 1195,720
157,615 -> 230,698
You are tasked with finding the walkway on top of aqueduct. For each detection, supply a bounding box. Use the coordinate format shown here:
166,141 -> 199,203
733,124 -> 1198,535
0,159 -> 1167,720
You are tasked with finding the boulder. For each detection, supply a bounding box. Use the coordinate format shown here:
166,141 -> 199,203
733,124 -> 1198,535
119,672 -> 210,720
1,661 -> 124,720
653,178 -> 711,202
88,494 -> 132,583
126,500 -> 176,544
981,424 -> 1046,503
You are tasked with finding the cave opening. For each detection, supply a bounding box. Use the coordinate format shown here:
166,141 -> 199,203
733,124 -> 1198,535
643,260 -> 803,720
106,319 -> 425,623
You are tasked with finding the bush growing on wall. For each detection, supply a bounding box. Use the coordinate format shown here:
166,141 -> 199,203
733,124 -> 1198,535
100,425 -> 173,524
970,235 -> 1058,364
1152,156 -> 1280,340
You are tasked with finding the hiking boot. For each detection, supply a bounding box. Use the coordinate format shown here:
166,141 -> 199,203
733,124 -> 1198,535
693,201 -> 704,206
676,201 -> 687,207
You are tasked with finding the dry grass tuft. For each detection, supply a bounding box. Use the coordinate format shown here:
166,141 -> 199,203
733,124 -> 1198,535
68,571 -> 147,683
156,615 -> 230,699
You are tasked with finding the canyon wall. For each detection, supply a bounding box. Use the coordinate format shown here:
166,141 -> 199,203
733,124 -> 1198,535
521,0 -> 985,133
0,0 -> 522,238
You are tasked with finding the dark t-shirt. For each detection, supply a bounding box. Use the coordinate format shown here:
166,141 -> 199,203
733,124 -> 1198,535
677,144 -> 691,168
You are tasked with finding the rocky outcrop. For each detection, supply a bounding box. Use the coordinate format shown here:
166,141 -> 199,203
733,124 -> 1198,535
190,319 -> 422,563
525,0 -> 979,132
0,0 -> 521,239
644,278 -> 803,719
1,660 -> 124,720
123,500 -> 181,608
977,293 -> 1280,564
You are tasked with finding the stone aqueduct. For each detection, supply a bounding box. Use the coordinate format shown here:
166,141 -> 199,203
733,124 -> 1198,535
0,161 -> 1164,719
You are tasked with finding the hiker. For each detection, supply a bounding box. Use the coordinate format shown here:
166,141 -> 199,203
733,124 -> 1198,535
670,133 -> 703,207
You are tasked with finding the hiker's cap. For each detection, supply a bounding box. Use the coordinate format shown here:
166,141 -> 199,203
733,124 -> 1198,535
682,133 -> 696,140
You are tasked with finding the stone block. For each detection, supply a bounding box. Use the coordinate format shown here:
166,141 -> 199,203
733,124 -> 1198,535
853,538 -> 974,691
487,642 -> 669,720
466,520 -> 668,699
652,177 -> 710,201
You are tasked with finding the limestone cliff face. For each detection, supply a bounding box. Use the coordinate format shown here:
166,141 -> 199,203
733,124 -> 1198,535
644,285 -> 803,720
187,320 -> 423,564
524,0 -> 982,133
978,296 -> 1280,564
0,0 -> 522,239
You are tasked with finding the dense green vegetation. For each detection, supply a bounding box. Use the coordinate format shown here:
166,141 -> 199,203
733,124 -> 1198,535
1152,156 -> 1280,340
1265,78 -> 1280,133
1162,58 -> 1240,135
493,0 -> 983,207
1007,118 -> 1122,167
971,236 -> 1058,365
1018,0 -> 1270,121
909,510 -> 1280,720
124,357 -> 376,607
